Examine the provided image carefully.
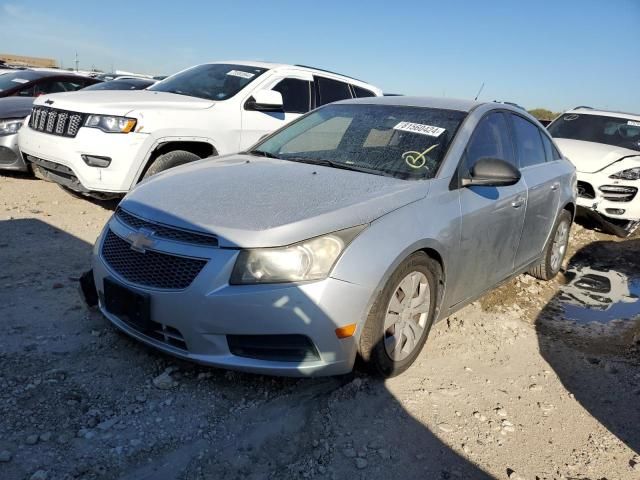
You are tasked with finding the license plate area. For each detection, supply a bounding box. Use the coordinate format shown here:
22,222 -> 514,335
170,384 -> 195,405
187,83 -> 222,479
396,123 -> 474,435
103,278 -> 151,332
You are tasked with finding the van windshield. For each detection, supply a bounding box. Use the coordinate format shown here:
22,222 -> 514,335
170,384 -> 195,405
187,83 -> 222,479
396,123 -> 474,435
149,64 -> 267,101
253,104 -> 467,180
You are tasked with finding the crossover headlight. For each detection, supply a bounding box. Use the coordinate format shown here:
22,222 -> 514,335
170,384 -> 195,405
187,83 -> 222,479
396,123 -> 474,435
0,119 -> 24,136
230,225 -> 366,284
609,167 -> 640,180
84,115 -> 136,133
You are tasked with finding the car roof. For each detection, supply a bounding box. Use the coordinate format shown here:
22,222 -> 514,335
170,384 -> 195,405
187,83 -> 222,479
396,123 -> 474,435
564,107 -> 640,121
205,60 -> 379,89
333,95 -> 486,112
1,69 -> 86,81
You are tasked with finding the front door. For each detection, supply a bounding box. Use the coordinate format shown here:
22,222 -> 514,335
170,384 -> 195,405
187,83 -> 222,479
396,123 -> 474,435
240,76 -> 312,150
452,112 -> 528,304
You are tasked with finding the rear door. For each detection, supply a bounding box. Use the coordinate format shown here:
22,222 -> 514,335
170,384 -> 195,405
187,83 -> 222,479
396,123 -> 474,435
240,74 -> 313,149
453,111 -> 528,304
509,113 -> 561,268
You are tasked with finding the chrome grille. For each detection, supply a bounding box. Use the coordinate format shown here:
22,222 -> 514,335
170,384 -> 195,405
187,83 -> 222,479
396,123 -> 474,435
599,185 -> 638,203
115,208 -> 218,247
29,106 -> 85,137
101,229 -> 207,290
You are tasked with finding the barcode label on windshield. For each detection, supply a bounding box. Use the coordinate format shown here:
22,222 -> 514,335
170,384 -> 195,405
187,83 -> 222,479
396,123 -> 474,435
394,121 -> 445,137
628,120 -> 640,127
227,70 -> 255,79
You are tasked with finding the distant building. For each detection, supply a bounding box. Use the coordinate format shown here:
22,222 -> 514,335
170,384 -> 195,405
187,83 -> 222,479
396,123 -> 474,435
0,53 -> 57,68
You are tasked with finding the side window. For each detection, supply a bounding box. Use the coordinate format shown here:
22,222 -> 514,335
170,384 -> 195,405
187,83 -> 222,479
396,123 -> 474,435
315,76 -> 352,106
540,132 -> 557,162
271,78 -> 311,114
17,85 -> 35,97
36,79 -> 84,95
465,112 -> 515,169
510,114 -> 547,168
352,85 -> 376,98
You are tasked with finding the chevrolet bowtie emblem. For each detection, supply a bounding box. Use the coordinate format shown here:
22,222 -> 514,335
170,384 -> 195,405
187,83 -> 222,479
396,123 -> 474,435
127,228 -> 156,253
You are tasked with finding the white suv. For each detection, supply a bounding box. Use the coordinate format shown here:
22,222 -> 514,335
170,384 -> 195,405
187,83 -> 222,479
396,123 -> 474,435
18,61 -> 382,199
548,107 -> 640,236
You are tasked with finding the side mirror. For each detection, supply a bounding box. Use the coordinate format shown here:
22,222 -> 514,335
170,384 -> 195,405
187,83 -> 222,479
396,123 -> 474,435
461,157 -> 521,187
245,90 -> 284,112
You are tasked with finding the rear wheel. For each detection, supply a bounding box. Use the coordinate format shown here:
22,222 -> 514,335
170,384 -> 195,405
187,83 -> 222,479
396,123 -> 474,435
528,210 -> 572,280
359,252 -> 441,377
143,150 -> 202,180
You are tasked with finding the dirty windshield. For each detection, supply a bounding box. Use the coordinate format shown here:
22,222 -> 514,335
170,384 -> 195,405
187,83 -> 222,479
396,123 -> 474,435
149,63 -> 267,101
254,104 -> 467,180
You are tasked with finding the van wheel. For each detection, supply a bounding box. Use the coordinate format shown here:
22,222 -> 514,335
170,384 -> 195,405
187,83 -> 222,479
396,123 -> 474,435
143,150 -> 202,179
528,210 -> 572,280
358,252 -> 440,377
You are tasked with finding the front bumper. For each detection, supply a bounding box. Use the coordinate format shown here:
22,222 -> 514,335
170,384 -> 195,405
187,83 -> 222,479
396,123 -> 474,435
576,173 -> 639,222
18,123 -> 148,193
0,132 -> 28,171
89,218 -> 374,377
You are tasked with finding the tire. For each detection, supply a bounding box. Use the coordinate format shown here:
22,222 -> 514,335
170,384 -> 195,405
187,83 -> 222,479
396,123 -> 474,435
528,210 -> 572,280
143,150 -> 202,180
358,252 -> 441,377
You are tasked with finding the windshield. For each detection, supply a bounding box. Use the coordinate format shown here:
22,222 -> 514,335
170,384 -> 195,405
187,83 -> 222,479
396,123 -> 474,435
548,113 -> 640,152
149,63 -> 267,101
253,104 -> 467,180
0,71 -> 39,93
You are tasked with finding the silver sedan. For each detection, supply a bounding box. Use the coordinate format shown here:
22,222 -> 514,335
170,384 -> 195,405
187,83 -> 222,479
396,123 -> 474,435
84,96 -> 576,377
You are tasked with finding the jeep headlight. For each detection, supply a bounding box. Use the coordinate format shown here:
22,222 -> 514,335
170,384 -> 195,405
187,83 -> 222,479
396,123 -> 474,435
230,225 -> 366,284
609,167 -> 640,180
85,115 -> 136,133
0,118 -> 24,136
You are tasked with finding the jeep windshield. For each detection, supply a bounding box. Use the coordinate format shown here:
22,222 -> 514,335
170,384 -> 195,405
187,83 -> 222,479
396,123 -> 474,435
252,104 -> 467,180
149,63 -> 267,101
549,113 -> 640,152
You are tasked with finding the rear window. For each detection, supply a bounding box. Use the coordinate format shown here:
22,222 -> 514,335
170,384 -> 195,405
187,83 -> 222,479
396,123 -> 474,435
548,113 -> 640,152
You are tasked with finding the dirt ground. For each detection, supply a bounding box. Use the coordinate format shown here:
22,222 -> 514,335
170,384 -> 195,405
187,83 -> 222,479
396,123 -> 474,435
0,172 -> 639,480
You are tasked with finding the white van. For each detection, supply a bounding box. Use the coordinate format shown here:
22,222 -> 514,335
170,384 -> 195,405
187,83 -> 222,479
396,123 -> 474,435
18,61 -> 382,199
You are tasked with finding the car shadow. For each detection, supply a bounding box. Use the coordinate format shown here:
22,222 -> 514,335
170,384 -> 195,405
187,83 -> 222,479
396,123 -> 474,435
0,217 -> 492,479
535,236 -> 640,454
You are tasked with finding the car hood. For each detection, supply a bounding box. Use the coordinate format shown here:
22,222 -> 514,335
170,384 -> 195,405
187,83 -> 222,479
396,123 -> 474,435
554,138 -> 640,173
121,155 -> 428,248
0,97 -> 34,119
34,90 -> 214,116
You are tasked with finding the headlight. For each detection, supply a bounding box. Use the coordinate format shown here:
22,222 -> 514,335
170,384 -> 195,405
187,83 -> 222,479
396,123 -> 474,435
230,225 -> 366,284
85,115 -> 136,133
0,119 -> 24,136
609,167 -> 640,180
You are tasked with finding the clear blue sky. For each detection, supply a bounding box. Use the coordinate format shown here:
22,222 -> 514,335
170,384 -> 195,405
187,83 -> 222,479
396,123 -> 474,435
1,0 -> 639,112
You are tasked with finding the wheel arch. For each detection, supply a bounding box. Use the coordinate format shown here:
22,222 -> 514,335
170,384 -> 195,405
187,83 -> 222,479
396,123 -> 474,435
135,139 -> 219,183
563,201 -> 576,220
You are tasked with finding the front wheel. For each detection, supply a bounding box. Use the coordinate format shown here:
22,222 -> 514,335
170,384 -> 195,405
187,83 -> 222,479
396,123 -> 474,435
142,150 -> 202,180
528,210 -> 572,280
358,252 -> 441,377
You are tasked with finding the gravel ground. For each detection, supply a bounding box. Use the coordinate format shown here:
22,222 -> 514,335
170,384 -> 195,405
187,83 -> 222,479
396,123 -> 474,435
0,173 -> 639,480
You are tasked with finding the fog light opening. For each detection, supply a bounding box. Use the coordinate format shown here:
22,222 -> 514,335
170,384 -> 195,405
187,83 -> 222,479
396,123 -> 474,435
605,208 -> 625,215
82,154 -> 112,168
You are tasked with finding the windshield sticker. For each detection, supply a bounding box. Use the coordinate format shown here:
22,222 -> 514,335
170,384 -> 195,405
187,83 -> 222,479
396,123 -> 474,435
226,70 -> 255,79
394,121 -> 445,137
627,120 -> 640,127
11,78 -> 29,84
402,144 -> 440,169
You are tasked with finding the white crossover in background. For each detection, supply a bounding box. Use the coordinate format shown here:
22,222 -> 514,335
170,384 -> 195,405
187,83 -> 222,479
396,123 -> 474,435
548,107 -> 640,236
18,61 -> 382,199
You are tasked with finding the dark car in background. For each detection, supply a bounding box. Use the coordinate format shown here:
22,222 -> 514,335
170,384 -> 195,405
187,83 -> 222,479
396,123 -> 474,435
0,97 -> 35,171
0,70 -> 100,98
82,77 -> 156,91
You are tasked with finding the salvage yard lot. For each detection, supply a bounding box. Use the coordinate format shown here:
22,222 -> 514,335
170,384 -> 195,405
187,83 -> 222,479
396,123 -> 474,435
0,173 -> 639,480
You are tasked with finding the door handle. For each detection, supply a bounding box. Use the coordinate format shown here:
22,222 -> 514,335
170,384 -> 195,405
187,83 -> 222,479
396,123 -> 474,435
511,197 -> 525,208
550,183 -> 559,191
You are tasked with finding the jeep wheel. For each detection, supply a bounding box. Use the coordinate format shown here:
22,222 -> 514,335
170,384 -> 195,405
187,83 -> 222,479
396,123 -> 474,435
143,150 -> 202,180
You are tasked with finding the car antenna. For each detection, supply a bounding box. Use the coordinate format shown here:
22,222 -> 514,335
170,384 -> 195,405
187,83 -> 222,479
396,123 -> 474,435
474,82 -> 485,101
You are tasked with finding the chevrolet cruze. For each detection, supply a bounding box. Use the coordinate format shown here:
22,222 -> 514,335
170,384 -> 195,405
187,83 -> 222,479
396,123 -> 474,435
83,96 -> 576,377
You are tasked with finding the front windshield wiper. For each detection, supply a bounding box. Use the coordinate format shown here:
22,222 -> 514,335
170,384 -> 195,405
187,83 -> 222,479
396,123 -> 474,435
282,157 -> 389,177
246,149 -> 282,159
